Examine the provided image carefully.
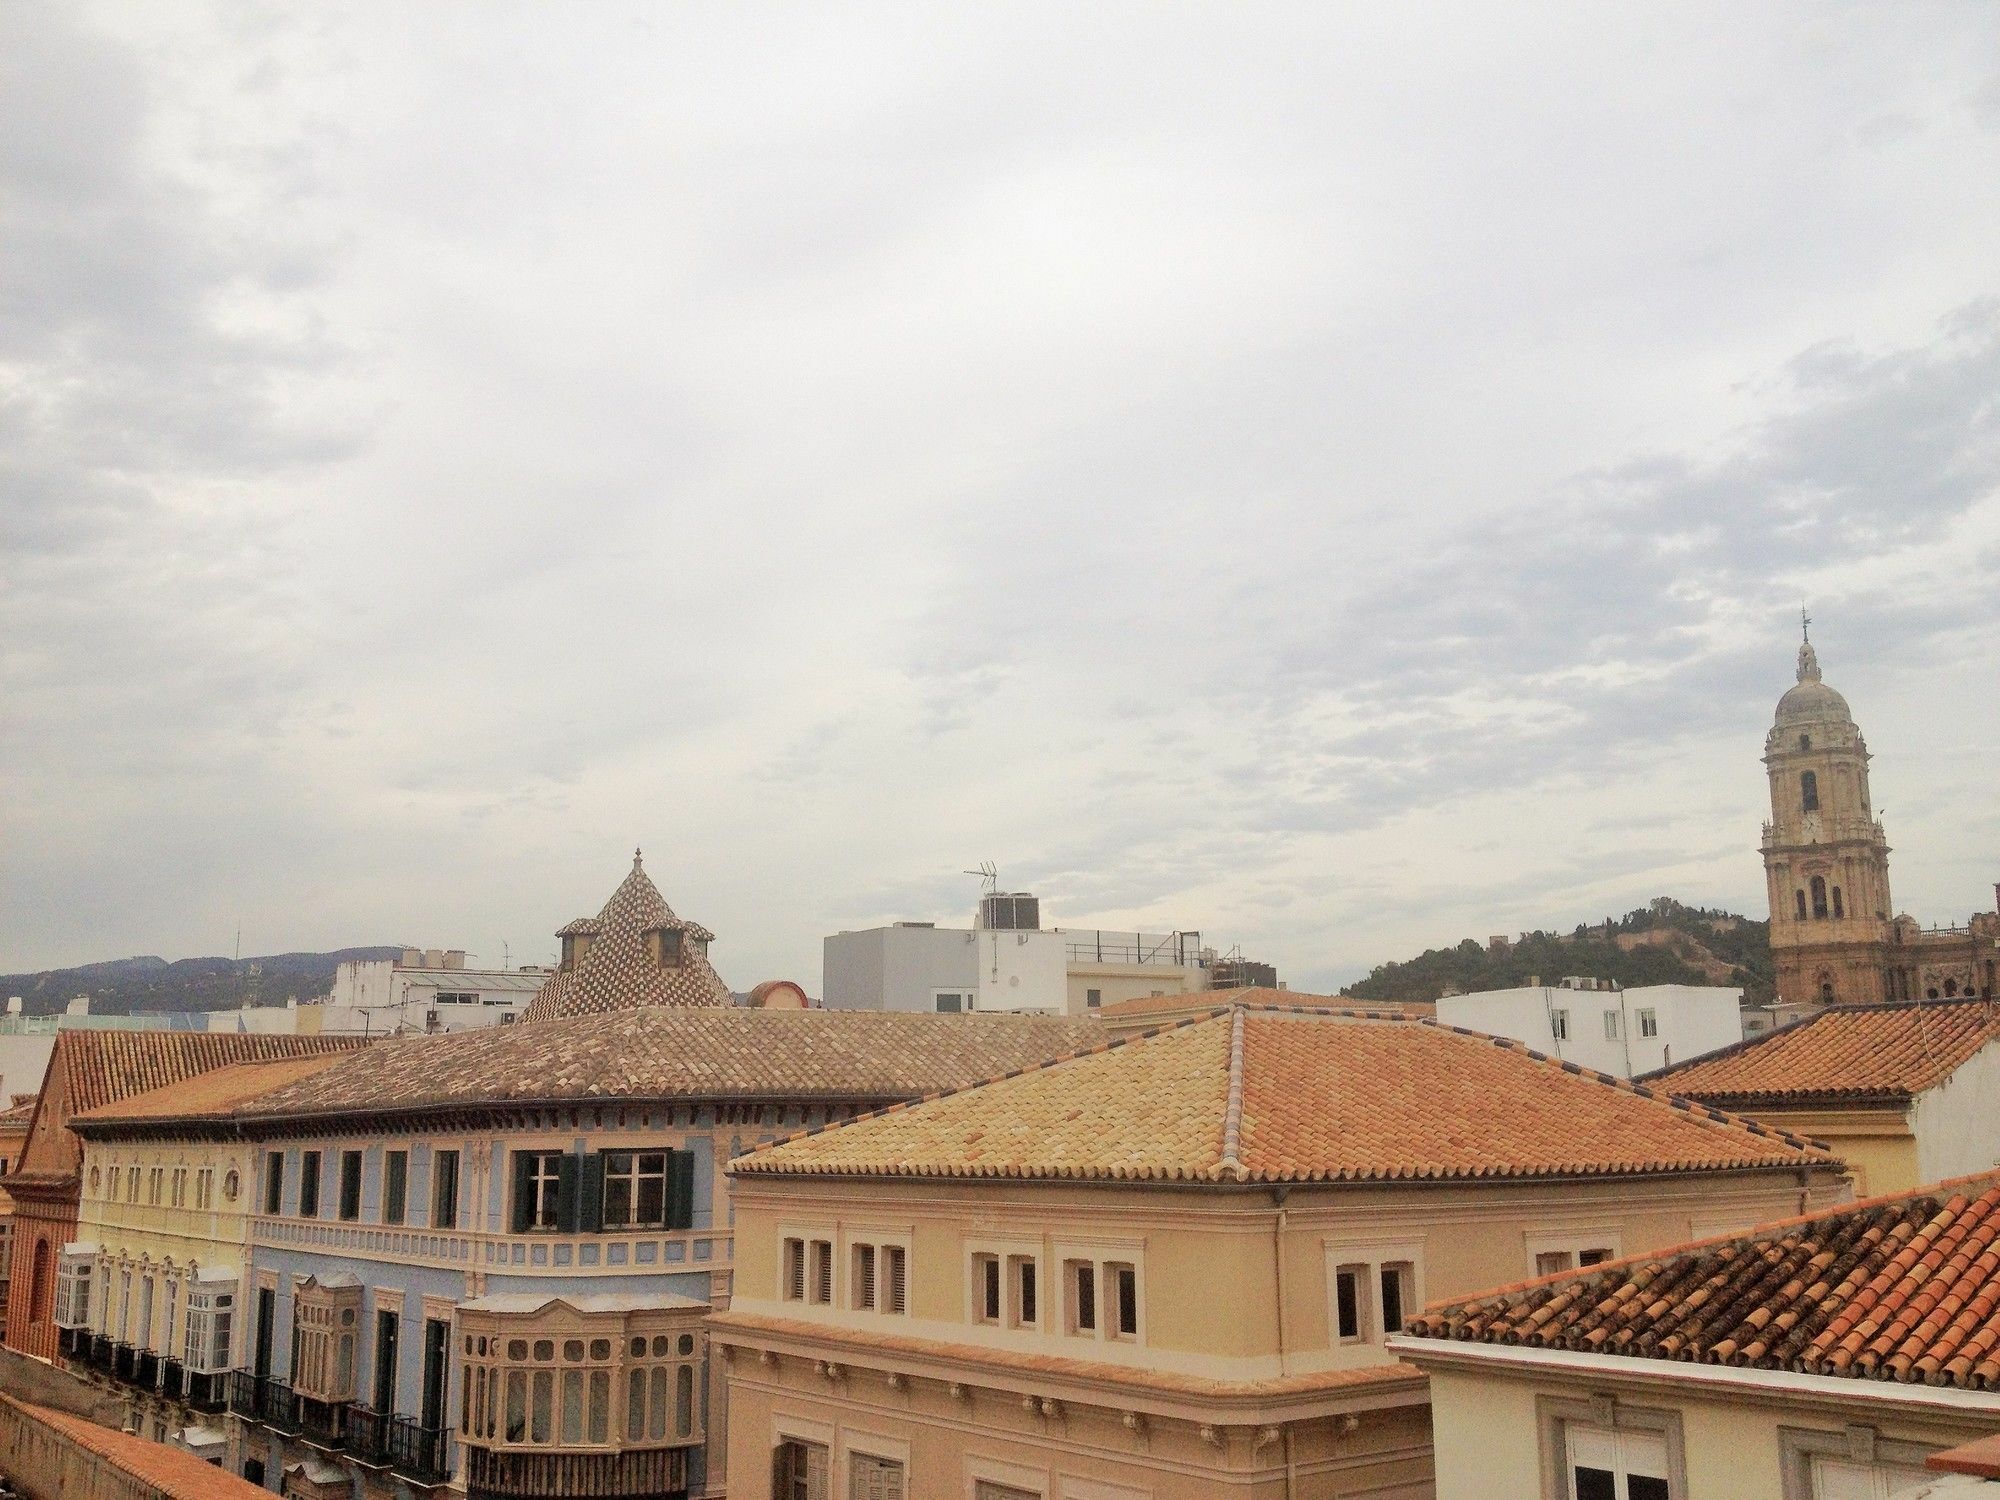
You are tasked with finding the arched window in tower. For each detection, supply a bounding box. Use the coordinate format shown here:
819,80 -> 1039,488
1832,886 -> 1844,919
1820,979 -> 1835,1003
1795,890 -> 1807,922
1810,876 -> 1828,919
1798,734 -> 1811,752
1800,770 -> 1819,812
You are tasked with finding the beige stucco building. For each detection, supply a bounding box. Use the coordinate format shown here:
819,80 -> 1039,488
712,1000 -> 1849,1499
1644,997 -> 2000,1199
1394,1171 -> 2000,1499
1761,630 -> 2000,1009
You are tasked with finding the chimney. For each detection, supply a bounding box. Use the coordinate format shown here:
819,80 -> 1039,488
5,997 -> 19,1016
444,950 -> 467,970
400,949 -> 422,968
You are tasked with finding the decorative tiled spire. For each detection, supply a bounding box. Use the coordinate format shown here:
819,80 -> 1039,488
521,852 -> 730,1022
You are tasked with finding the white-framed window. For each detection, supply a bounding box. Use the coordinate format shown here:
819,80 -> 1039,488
1540,1396 -> 1684,1500
183,1285 -> 234,1373
1326,1241 -> 1423,1348
933,991 -> 973,1014
1006,1255 -> 1039,1329
1636,1008 -> 1658,1039
1530,1232 -> 1620,1278
1551,1008 -> 1570,1041
847,1240 -> 909,1315
782,1237 -> 806,1301
849,1452 -> 905,1500
1567,1423 -> 1670,1500
53,1252 -> 94,1329
602,1150 -> 669,1230
972,1253 -> 1001,1324
1778,1424 -> 1942,1500
1603,1009 -> 1621,1040
809,1239 -> 833,1305
194,1168 -> 214,1210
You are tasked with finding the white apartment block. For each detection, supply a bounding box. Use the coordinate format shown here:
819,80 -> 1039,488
1434,979 -> 1743,1077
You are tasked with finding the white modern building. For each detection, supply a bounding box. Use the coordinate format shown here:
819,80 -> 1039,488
1434,978 -> 1743,1077
310,948 -> 549,1034
825,892 -> 1222,1016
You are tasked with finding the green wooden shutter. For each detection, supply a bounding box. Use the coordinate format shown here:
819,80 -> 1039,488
555,1153 -> 580,1233
666,1151 -> 695,1230
577,1153 -> 605,1233
509,1152 -> 535,1233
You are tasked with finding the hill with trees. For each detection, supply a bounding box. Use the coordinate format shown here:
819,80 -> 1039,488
1344,898 -> 1771,1005
0,948 -> 403,1017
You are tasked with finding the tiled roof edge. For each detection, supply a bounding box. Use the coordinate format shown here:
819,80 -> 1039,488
1635,996 -> 2000,1086
1405,1165 -> 2000,1331
1420,1020 -> 1832,1158
1218,1006 -> 1248,1181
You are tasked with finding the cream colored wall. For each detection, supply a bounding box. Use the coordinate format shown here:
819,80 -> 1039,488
725,1356 -> 1437,1499
76,1135 -> 255,1354
1729,1105 -> 1918,1198
1065,965 -> 1206,1015
730,1167 -> 1839,1387
1426,1363 -> 1994,1500
1912,1039 -> 2000,1185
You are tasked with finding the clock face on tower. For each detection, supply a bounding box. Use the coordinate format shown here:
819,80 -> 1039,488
1801,811 -> 1822,844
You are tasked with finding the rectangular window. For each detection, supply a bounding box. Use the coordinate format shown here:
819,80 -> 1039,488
809,1239 -> 833,1304
1579,1247 -> 1614,1267
1109,1261 -> 1138,1338
1067,1261 -> 1096,1334
849,1454 -> 905,1500
852,1243 -> 876,1310
148,1167 -> 162,1205
1009,1255 -> 1037,1328
195,1168 -> 213,1210
883,1244 -> 907,1314
782,1238 -> 806,1301
1380,1261 -> 1414,1334
1085,988 -> 1102,1008
1537,1250 -> 1575,1276
512,1150 -> 567,1231
170,1168 -> 186,1207
431,1149 -> 460,1229
1551,1008 -> 1569,1041
183,1288 -> 233,1373
1335,1264 -> 1365,1342
602,1151 -> 671,1229
776,1440 -> 829,1500
126,1165 -> 139,1201
383,1151 -> 408,1225
974,1254 -> 1001,1323
264,1151 -> 285,1216
339,1150 -> 363,1221
933,991 -> 968,1013
1565,1423 -> 1672,1500
1604,1009 -> 1621,1040
299,1152 -> 322,1218
1637,1008 -> 1658,1039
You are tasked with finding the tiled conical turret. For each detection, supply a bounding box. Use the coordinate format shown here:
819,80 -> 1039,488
521,850 -> 731,1022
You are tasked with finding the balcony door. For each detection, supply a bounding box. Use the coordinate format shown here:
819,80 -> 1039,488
420,1317 -> 449,1431
373,1309 -> 399,1413
253,1286 -> 275,1380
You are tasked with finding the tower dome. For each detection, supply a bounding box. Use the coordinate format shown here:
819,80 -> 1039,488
1773,636 -> 1851,726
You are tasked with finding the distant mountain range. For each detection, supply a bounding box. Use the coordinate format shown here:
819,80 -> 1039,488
0,948 -> 404,1016
1343,898 -> 1772,1005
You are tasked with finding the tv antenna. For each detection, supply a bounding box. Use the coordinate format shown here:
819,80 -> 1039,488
963,861 -> 998,898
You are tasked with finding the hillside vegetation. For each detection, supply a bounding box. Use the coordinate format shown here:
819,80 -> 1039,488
0,948 -> 402,1017
1344,898 -> 1771,1005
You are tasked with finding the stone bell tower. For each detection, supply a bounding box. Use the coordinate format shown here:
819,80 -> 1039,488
1760,621 -> 1895,1006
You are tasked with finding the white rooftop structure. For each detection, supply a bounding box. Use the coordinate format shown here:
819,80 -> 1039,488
1434,981 -> 1744,1078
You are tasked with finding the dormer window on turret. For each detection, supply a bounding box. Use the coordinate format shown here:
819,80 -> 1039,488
557,920 -> 601,971
646,926 -> 683,970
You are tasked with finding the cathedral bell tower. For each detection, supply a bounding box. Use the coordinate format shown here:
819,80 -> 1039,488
1760,621 -> 1895,1006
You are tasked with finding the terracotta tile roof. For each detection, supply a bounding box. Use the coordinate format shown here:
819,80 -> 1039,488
733,1005 -> 1832,1184
1930,1434 -> 2000,1480
1642,998 -> 2000,1105
71,1055 -> 350,1129
1095,986 -> 1413,1023
1404,1171 -> 2000,1389
0,1094 -> 36,1126
710,1309 -> 1426,1401
1,1394 -> 272,1498
45,1030 -> 368,1119
230,1007 -> 1102,1122
523,851 -> 731,1021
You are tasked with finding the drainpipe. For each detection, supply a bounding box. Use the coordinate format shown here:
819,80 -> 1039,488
1618,987 -> 1634,1077
1271,1186 -> 1295,1499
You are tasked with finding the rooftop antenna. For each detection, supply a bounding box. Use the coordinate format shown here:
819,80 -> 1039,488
963,861 -> 998,897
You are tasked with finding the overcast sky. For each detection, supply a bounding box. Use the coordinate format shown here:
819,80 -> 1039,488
4,3 -> 1997,993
